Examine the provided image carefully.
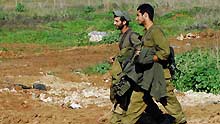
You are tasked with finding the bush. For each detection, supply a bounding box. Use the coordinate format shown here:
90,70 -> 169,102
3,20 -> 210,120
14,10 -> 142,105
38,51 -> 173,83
83,61 -> 111,75
16,3 -> 25,12
0,11 -> 7,20
0,47 -> 8,51
173,49 -> 220,94
83,6 -> 96,13
101,31 -> 119,44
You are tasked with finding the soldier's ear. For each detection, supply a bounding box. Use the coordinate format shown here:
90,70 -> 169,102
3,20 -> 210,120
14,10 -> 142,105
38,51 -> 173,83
143,12 -> 148,19
122,20 -> 126,25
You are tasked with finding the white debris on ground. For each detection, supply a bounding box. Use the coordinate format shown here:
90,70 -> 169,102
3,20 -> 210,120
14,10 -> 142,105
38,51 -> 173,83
0,87 -> 17,93
29,75 -> 111,108
176,33 -> 200,41
88,31 -> 108,42
0,75 -> 220,109
69,102 -> 82,109
33,84 -> 111,108
177,90 -> 220,106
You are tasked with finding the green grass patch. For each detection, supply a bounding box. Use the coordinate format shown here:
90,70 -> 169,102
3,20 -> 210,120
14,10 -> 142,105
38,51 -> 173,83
156,9 -> 196,36
83,61 -> 111,75
0,11 -> 115,47
0,47 -> 8,51
156,7 -> 220,36
0,11 -> 7,20
0,6 -> 219,47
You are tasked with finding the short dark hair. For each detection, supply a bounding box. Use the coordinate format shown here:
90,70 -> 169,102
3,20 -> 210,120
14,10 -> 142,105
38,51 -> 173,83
114,15 -> 129,26
137,3 -> 154,21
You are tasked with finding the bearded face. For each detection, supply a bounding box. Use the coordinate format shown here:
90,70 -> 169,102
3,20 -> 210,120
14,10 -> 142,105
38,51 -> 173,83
114,17 -> 125,30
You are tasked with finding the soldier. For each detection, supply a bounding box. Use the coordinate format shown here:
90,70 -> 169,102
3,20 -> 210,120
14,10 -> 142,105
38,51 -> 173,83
135,3 -> 187,124
110,10 -> 170,124
110,10 -> 145,124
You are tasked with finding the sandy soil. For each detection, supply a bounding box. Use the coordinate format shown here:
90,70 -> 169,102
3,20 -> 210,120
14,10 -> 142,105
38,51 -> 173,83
0,30 -> 220,124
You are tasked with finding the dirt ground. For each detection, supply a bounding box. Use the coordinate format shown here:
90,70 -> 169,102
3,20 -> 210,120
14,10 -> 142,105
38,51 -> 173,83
0,30 -> 220,124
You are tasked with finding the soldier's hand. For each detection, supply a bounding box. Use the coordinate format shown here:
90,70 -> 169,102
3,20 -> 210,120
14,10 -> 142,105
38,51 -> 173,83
153,55 -> 159,62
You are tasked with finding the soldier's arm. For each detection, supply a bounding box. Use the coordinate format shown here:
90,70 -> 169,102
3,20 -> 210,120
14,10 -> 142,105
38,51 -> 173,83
152,28 -> 170,61
130,33 -> 142,51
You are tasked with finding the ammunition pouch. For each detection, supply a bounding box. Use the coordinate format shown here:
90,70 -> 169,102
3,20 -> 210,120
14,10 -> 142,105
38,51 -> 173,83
110,77 -> 132,111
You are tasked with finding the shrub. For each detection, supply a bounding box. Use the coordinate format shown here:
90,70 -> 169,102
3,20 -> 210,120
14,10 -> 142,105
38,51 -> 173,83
83,6 -> 96,13
83,61 -> 111,75
0,11 -> 7,20
101,31 -> 119,44
16,3 -> 25,12
0,47 -> 8,51
173,49 -> 220,94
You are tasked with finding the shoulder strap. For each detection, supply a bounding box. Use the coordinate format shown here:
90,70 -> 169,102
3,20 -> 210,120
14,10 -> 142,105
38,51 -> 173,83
129,32 -> 143,46
119,29 -> 130,49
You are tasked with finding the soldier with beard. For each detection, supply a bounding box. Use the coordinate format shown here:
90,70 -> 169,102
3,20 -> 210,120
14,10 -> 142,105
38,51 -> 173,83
109,10 -> 144,124
109,10 -> 170,124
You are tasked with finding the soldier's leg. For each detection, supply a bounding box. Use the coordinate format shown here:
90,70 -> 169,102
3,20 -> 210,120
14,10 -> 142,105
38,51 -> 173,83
110,112 -> 124,124
162,79 -> 186,124
123,91 -> 169,124
122,91 -> 146,124
143,92 -> 171,124
110,104 -> 126,124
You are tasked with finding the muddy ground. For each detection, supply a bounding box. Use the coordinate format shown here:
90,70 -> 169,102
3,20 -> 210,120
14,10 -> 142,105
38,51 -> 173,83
0,30 -> 220,124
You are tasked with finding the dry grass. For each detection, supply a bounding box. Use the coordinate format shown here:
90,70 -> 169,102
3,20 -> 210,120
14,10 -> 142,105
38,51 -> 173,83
1,0 -> 220,15
1,0 -> 219,10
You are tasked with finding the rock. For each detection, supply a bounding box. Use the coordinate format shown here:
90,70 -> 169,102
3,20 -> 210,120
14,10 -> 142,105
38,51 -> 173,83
33,83 -> 46,91
88,31 -> 108,42
176,34 -> 184,41
177,33 -> 200,40
69,102 -> 82,109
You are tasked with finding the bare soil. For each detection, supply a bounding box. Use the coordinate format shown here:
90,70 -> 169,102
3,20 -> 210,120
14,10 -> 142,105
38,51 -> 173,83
0,30 -> 220,124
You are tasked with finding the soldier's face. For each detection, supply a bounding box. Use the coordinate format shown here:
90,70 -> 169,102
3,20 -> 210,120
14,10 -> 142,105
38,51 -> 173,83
136,10 -> 145,26
114,17 -> 124,30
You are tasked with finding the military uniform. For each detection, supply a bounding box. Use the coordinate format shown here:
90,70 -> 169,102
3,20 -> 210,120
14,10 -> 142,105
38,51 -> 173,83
141,25 -> 186,124
110,28 -> 145,124
110,10 -> 173,124
110,27 -> 168,124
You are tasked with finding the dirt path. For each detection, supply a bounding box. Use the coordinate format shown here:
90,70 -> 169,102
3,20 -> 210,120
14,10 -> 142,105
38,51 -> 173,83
0,30 -> 220,124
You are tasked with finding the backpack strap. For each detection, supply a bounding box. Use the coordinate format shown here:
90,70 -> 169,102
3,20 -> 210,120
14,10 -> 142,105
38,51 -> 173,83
128,32 -> 143,47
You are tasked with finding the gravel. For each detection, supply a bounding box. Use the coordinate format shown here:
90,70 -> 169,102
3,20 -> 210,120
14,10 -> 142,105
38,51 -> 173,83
1,75 -> 220,109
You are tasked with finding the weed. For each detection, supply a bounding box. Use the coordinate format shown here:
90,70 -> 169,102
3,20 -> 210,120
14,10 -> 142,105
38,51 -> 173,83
16,3 -> 25,12
0,1 -> 220,47
0,47 -> 8,51
173,49 -> 220,94
83,61 -> 111,75
101,31 -> 119,44
0,11 -> 7,20
83,6 -> 96,13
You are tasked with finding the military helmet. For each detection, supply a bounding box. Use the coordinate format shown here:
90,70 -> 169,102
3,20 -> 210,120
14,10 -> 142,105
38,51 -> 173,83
113,10 -> 131,21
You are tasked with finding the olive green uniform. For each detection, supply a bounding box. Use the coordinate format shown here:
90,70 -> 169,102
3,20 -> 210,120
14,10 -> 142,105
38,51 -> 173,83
110,28 -> 146,124
110,29 -> 141,86
110,27 -> 168,124
141,25 -> 186,124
